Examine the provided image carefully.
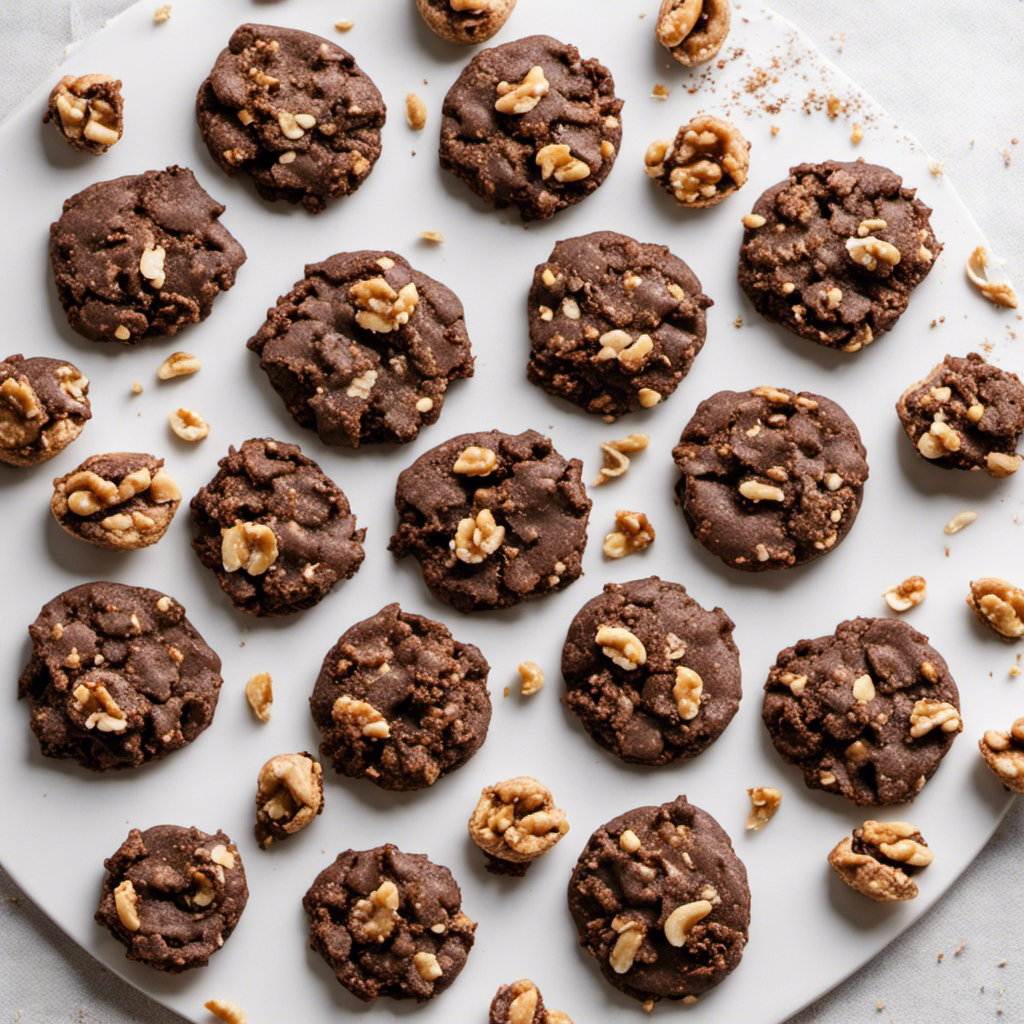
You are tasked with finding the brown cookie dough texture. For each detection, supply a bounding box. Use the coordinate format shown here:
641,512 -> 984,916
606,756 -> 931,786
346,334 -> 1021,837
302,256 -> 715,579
416,0 -> 516,45
738,160 -> 941,352
49,166 -> 245,345
247,250 -> 473,447
828,820 -> 933,902
390,429 -> 592,612
310,603 -> 491,790
196,23 -> 385,212
979,718 -> 1024,793
45,74 -> 123,153
526,231 -> 711,418
656,0 -> 731,66
439,35 -> 623,221
762,617 -> 962,805
567,795 -> 750,1004
190,438 -> 365,617
51,453 -> 181,550
303,844 -> 476,1001
489,979 -> 573,1024
673,386 -> 869,571
254,751 -> 324,848
0,355 -> 90,466
95,825 -> 248,972
896,352 -> 1024,478
19,582 -> 223,771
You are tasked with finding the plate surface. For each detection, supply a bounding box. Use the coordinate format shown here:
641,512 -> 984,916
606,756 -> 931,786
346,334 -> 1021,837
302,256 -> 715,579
1,1 -> 1021,1021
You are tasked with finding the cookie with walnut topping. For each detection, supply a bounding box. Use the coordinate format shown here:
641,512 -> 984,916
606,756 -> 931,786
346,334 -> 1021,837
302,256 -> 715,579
416,0 -> 516,45
527,231 -> 711,418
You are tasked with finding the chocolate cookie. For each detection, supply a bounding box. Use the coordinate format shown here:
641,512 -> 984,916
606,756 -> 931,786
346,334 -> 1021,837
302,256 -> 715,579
527,231 -> 711,418
489,980 -> 549,1024
896,352 -> 1024,478
303,844 -> 476,1001
95,825 -> 247,972
738,160 -> 941,351
567,795 -> 750,1004
44,74 -> 123,154
416,0 -> 516,45
0,354 -> 90,467
190,438 -> 365,616
247,251 -> 473,447
49,166 -> 245,345
672,386 -> 869,571
390,429 -> 591,612
439,35 -> 623,221
762,616 -> 963,805
562,577 -> 741,766
196,23 -> 385,213
51,453 -> 181,551
311,603 -> 491,790
19,582 -> 223,771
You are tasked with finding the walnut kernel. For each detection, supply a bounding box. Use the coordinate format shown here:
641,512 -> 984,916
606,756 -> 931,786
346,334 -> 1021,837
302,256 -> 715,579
596,625 -> 646,670
967,578 -> 1024,639
603,510 -> 655,559
746,787 -> 782,831
468,776 -> 569,866
244,672 -> 273,722
255,752 -> 324,847
452,508 -> 505,563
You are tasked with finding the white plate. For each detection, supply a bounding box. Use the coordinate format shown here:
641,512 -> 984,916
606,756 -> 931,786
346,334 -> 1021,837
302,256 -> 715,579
2,1 -> 1021,1021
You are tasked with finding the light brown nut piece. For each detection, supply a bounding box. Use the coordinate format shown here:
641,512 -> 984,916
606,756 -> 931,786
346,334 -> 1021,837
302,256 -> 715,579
113,879 -> 140,931
966,246 -> 1018,310
978,718 -> 1024,793
517,661 -> 544,696
663,899 -> 712,947
595,625 -> 646,670
828,820 -> 932,902
536,143 -> 590,183
453,445 -> 497,476
909,699 -> 962,739
592,433 -> 649,486
468,776 -> 569,870
332,695 -> 390,739
943,510 -> 977,535
157,351 -> 201,381
602,509 -> 655,559
656,0 -> 731,66
349,277 -> 420,333
672,665 -> 703,720
413,951 -> 443,981
221,522 -> 278,575
254,752 -> 324,848
405,93 -> 427,131
609,916 -> 644,974
415,0 -> 516,45
244,672 -> 273,722
882,575 -> 927,613
746,786 -> 782,831
204,1000 -> 246,1024
349,879 -> 400,943
451,508 -> 505,563
45,73 -> 124,154
967,578 -> 1024,640
495,65 -> 549,115
169,407 -> 209,442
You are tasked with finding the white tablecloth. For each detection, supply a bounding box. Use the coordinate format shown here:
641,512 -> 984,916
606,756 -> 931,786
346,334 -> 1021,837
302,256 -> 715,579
1,2 -> 1021,1022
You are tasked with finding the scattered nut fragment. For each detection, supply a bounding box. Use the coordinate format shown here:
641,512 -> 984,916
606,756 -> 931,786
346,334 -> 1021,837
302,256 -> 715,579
536,144 -> 590,183
967,578 -> 1024,640
603,510 -> 655,559
595,625 -> 646,670
420,230 -> 444,244
405,93 -> 427,130
943,510 -> 977,535
204,1000 -> 246,1024
495,65 -> 550,114
663,900 -> 713,947
966,246 -> 1018,309
452,508 -> 505,563
153,4 -> 172,24
909,699 -> 962,739
350,277 -> 420,333
656,0 -> 731,66
828,821 -> 933,902
746,787 -> 781,831
113,879 -> 140,931
332,695 -> 390,739
45,74 -> 123,154
978,718 -> 1024,793
221,521 -> 278,575
592,433 -> 649,486
157,351 -> 201,381
986,451 -> 1022,478
254,752 -> 324,848
517,661 -> 544,696
334,19 -> 354,32
883,575 -> 927,613
169,407 -> 209,442
244,672 -> 273,722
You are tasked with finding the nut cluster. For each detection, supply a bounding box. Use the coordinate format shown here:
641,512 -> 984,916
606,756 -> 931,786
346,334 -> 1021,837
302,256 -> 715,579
536,144 -> 590,183
452,508 -> 505,563
828,820 -> 933,902
221,521 -> 279,575
978,718 -> 1024,793
254,752 -> 324,848
468,776 -> 569,867
603,509 -> 655,559
592,329 -> 654,371
331,695 -> 390,739
350,276 -> 420,333
48,74 -> 123,153
495,65 -> 550,114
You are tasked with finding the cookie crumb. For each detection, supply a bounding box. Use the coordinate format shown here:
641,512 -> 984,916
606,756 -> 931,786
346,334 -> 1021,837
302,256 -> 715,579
966,246 -> 1018,310
405,93 -> 427,131
745,787 -> 781,830
517,661 -> 544,696
928,159 -> 944,176
130,381 -> 143,396
944,511 -> 978,535
204,1000 -> 245,1024
875,1001 -> 886,1012
733,315 -> 743,328
770,124 -> 780,137
419,230 -> 444,244
244,673 -> 273,723
850,122 -> 863,145
153,4 -> 171,24
652,83 -> 670,100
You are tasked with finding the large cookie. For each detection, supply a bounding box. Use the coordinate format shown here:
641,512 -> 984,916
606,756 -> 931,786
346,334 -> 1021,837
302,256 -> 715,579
390,429 -> 591,612
18,583 -> 222,772
562,577 -> 741,766
190,437 -> 365,617
247,251 -> 474,447
303,844 -> 476,1001
310,603 -> 491,790
439,35 -> 623,221
95,825 -> 247,972
567,795 -> 750,1004
49,166 -> 245,344
196,23 -> 385,212
738,160 -> 941,351
762,616 -> 963,805
672,386 -> 869,571
527,231 -> 712,418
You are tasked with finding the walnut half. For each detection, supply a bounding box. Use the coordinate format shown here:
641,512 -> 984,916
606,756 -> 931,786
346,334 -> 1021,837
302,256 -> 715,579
967,577 -> 1024,640
828,820 -> 932,902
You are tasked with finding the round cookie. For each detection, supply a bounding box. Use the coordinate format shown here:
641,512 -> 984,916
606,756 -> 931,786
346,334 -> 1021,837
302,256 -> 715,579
439,35 -> 623,221
762,616 -> 963,805
672,386 -> 869,571
51,452 -> 181,551
896,351 -> 1024,478
196,23 -> 385,213
95,825 -> 247,972
416,0 -> 516,45
738,160 -> 941,352
310,603 -> 491,790
18,582 -> 223,771
527,231 -> 712,418
567,795 -> 750,1004
389,428 -> 591,612
247,250 -> 473,447
0,354 -> 91,467
190,437 -> 365,617
562,577 -> 741,766
49,166 -> 245,345
303,844 -> 476,1001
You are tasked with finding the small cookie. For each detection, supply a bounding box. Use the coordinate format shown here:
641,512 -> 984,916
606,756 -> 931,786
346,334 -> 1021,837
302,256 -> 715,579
488,980 -> 547,1024
310,603 -> 491,790
762,616 -> 962,805
254,752 -> 324,848
416,0 -> 516,45
390,429 -> 591,612
303,844 -> 476,1001
44,74 -> 123,154
190,437 -> 365,617
196,23 -> 385,213
562,577 -> 741,766
896,352 -> 1024,478
247,250 -> 473,447
828,821 -> 932,902
656,0 -> 732,66
672,386 -> 869,571
526,231 -> 711,418
0,354 -> 90,467
738,160 -> 941,351
95,825 -> 247,972
567,795 -> 750,1004
18,583 -> 223,771
50,453 -> 181,551
439,35 -> 623,221
49,166 -> 245,345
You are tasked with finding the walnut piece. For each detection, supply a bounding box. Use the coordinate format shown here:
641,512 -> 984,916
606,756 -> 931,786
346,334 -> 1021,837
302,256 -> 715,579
169,407 -> 209,442
405,92 -> 427,130
966,246 -> 1018,310
255,752 -> 324,848
968,578 -> 1024,640
882,575 -> 927,613
672,665 -> 703,720
73,678 -> 127,733
592,433 -> 649,486
349,277 -> 420,333
221,522 -> 278,575
536,144 -> 590,183
139,245 -> 167,290
204,1000 -> 246,1024
609,916 -> 644,974
157,351 -> 201,380
349,879 -> 400,943
978,718 -> 1024,793
596,625 -> 646,670
746,787 -> 782,831
846,235 -> 901,271
331,695 -> 390,738
468,776 -> 569,867
646,115 -> 749,208
453,445 -> 497,476
113,879 -> 140,931
495,65 -> 550,114
909,699 -> 962,739
603,509 -> 655,559
592,329 -> 654,371
828,821 -> 932,902
944,510 -> 977,535
517,661 -> 544,696
47,73 -> 123,153
656,0 -> 731,66
452,508 -> 505,563
244,672 -> 273,722
663,900 -> 713,947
